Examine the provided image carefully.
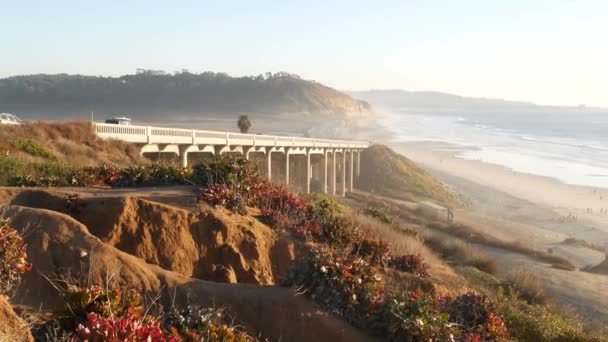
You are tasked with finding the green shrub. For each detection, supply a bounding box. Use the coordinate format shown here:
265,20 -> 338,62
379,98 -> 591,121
53,285 -> 144,331
10,138 -> 58,161
200,183 -> 247,215
162,305 -> 251,341
309,197 -> 343,226
389,254 -> 430,277
495,293 -> 588,341
308,197 -> 362,245
379,290 -> 453,341
363,207 -> 395,225
0,155 -> 22,177
114,163 -> 191,187
286,246 -> 384,325
1,156 -> 74,187
447,292 -> 509,340
192,155 -> 258,188
42,285 -> 257,341
353,237 -> 391,266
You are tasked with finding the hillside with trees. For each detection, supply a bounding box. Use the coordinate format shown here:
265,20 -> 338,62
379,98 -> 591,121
0,71 -> 372,120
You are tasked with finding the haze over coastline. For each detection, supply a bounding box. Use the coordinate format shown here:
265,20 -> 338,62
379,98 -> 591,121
353,90 -> 608,189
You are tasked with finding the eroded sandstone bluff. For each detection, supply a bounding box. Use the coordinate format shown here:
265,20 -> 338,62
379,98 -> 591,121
3,189 -> 372,342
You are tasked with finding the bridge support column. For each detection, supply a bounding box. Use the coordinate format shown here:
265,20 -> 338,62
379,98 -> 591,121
332,151 -> 337,195
244,147 -> 251,160
178,145 -> 190,168
342,150 -> 346,197
357,150 -> 360,177
306,148 -> 311,193
323,149 -> 328,194
266,150 -> 272,181
349,149 -> 354,192
285,149 -> 291,185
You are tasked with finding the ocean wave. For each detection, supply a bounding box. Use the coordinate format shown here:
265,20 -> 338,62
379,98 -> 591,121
518,135 -> 608,152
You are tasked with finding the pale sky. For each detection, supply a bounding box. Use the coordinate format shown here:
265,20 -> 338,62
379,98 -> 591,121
1,0 -> 607,107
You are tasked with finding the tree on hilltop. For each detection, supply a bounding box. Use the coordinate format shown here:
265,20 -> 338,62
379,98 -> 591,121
238,115 -> 252,133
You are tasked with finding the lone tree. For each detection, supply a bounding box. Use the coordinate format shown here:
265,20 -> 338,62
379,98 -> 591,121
237,115 -> 252,133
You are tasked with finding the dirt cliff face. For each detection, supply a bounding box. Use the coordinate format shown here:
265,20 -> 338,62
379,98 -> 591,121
74,197 -> 283,284
2,205 -> 372,342
10,190 -> 300,285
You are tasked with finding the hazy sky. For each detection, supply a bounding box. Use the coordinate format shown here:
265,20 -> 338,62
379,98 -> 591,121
2,0 -> 607,107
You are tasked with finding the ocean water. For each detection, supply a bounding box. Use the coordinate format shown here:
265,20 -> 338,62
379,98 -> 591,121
379,109 -> 608,189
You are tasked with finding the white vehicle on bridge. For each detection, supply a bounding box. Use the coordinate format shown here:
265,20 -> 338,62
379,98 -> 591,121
0,113 -> 23,125
104,116 -> 132,125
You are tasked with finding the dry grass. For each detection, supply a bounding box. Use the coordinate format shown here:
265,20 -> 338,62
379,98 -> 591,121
347,209 -> 436,262
348,192 -> 576,271
426,222 -> 576,271
423,233 -> 498,275
560,237 -> 605,253
505,268 -> 552,305
358,145 -> 460,207
347,192 -> 426,225
0,121 -> 145,168
343,208 -> 471,295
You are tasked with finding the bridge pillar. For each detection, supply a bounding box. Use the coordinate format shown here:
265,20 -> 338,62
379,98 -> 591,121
357,150 -> 360,177
323,149 -> 328,194
266,149 -> 272,181
178,145 -> 190,168
285,148 -> 291,185
342,150 -> 346,197
332,150 -> 337,195
306,149 -> 311,193
244,147 -> 251,160
349,149 -> 354,192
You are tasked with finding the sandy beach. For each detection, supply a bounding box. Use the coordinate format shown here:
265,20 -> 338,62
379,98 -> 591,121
397,141 -> 608,245
392,141 -> 608,324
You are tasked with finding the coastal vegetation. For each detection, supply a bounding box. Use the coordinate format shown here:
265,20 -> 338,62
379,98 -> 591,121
2,155 -> 605,340
346,191 -> 576,271
358,144 -> 460,207
0,122 -> 605,341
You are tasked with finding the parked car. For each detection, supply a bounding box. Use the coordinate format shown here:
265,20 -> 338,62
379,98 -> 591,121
0,113 -> 23,125
104,116 -> 132,125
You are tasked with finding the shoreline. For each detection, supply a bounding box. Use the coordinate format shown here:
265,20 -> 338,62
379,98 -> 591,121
393,141 -> 608,236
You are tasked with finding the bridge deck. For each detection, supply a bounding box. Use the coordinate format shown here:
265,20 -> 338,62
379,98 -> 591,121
94,122 -> 369,149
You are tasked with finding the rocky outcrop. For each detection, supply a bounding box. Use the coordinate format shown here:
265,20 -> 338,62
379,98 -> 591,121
10,191 -> 300,285
2,205 -> 371,342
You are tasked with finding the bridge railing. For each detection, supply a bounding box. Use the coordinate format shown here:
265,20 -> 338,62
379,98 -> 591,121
94,122 -> 370,149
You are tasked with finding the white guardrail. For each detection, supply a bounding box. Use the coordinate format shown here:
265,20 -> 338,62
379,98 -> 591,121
94,123 -> 370,149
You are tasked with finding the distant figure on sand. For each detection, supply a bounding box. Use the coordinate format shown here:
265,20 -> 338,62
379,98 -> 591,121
447,208 -> 454,224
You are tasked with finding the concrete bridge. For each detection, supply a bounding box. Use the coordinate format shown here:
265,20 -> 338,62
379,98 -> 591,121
94,122 -> 370,196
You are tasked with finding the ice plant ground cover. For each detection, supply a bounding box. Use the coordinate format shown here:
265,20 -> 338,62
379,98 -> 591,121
36,285 -> 255,341
195,156 -> 510,340
0,219 -> 31,296
5,154 -> 603,341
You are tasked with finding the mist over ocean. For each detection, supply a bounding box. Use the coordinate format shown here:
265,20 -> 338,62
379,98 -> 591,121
380,109 -> 608,189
